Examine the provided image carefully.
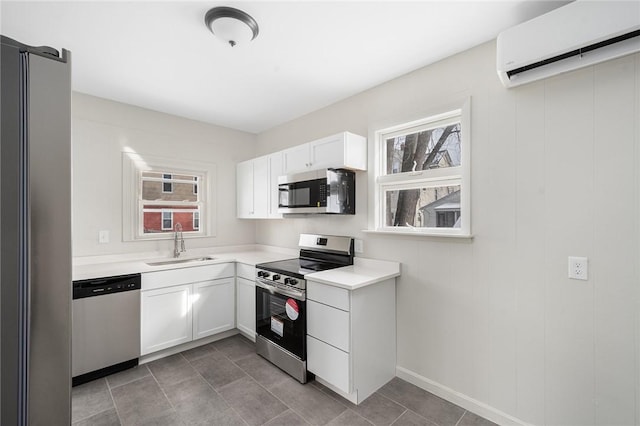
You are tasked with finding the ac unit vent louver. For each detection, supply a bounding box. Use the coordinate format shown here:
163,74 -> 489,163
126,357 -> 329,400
497,1 -> 640,88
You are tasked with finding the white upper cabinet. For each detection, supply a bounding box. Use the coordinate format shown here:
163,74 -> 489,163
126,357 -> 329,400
236,153 -> 282,219
252,155 -> 269,218
282,132 -> 367,174
268,153 -> 283,218
282,144 -> 311,174
236,159 -> 254,218
237,131 -> 365,219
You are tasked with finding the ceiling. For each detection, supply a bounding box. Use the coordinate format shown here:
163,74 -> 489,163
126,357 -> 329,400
1,1 -> 569,134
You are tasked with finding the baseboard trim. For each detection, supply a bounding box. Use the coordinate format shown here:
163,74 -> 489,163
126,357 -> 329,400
395,367 -> 530,426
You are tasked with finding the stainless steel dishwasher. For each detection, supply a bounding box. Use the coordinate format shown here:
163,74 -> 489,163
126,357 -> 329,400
72,273 -> 141,386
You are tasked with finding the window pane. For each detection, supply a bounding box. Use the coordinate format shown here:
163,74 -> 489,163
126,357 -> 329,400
142,171 -> 199,202
385,123 -> 461,174
193,211 -> 199,230
143,206 -> 200,234
385,185 -> 460,228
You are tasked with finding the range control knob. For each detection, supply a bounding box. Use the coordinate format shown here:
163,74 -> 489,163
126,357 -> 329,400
258,271 -> 270,278
272,274 -> 281,281
289,279 -> 298,286
284,277 -> 290,285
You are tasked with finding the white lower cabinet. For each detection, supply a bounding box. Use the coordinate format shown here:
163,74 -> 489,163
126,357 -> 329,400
235,263 -> 256,341
141,263 -> 235,355
306,278 -> 396,405
141,284 -> 192,354
193,278 -> 235,339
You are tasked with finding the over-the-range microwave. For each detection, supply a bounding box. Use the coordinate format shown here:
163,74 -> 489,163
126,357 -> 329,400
278,168 -> 355,214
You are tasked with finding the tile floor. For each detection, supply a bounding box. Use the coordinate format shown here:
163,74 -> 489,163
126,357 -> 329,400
72,334 -> 497,426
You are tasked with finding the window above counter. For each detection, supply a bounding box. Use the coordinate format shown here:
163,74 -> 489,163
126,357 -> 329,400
122,151 -> 216,241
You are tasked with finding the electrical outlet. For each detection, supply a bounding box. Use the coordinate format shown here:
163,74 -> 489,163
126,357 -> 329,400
98,230 -> 110,244
568,256 -> 588,280
354,239 -> 364,253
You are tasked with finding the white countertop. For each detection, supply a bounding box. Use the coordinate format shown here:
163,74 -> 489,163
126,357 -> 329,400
73,246 -> 401,289
72,246 -> 297,281
306,257 -> 401,290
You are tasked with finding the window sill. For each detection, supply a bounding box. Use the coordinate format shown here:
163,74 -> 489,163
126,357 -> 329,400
362,229 -> 474,241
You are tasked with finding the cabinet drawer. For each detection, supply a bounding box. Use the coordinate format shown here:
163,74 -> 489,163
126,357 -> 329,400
307,300 -> 349,352
307,336 -> 350,394
142,263 -> 234,290
308,281 -> 349,311
236,263 -> 255,281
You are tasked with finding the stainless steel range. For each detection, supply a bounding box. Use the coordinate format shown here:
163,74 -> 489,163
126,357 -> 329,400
255,234 -> 354,383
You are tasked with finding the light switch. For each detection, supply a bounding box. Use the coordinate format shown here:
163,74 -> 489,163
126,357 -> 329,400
354,239 -> 364,253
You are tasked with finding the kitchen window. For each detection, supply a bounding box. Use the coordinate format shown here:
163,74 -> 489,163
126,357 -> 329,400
371,99 -> 470,237
122,152 -> 216,241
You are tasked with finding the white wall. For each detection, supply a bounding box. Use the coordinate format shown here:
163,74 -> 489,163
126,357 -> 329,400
72,93 -> 257,256
255,42 -> 640,426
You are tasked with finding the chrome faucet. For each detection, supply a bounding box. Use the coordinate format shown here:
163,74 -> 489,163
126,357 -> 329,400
174,223 -> 186,258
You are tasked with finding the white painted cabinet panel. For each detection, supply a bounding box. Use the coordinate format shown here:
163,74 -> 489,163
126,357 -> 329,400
268,153 -> 283,218
252,155 -> 269,218
236,159 -> 254,218
236,153 -> 282,219
307,335 -> 350,394
142,263 -> 235,291
306,278 -> 396,405
193,278 -> 235,339
141,263 -> 235,355
307,281 -> 350,311
236,276 -> 256,341
141,284 -> 192,355
282,144 -> 311,174
307,300 -> 350,352
282,132 -> 367,174
236,263 -> 255,281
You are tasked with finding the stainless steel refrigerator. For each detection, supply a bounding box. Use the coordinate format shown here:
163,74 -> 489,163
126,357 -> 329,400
1,35 -> 72,425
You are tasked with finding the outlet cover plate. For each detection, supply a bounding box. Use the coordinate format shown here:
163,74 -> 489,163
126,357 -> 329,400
568,256 -> 588,280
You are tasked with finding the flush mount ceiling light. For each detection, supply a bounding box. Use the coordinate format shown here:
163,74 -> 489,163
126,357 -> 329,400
204,6 -> 259,47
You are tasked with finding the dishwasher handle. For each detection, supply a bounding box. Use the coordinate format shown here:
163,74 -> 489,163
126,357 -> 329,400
73,273 -> 141,299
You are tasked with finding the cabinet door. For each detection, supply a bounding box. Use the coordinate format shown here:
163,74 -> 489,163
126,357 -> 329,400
236,277 -> 256,340
141,284 -> 192,355
282,144 -> 310,174
268,153 -> 283,218
307,300 -> 350,352
193,278 -> 235,340
237,159 -> 254,218
307,335 -> 350,393
309,135 -> 344,170
253,155 -> 269,218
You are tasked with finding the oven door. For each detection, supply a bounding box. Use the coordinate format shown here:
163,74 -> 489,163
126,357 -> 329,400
255,280 -> 306,360
278,177 -> 327,213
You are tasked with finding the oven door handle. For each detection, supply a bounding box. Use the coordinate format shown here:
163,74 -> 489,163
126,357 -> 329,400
256,279 -> 305,301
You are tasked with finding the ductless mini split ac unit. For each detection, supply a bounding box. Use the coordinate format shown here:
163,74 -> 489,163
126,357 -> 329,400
497,0 -> 640,88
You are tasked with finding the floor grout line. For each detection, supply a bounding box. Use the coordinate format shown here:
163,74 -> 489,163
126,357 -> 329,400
73,335 -> 492,426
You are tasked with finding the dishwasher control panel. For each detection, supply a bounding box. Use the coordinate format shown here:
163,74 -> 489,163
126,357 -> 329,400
73,273 -> 141,299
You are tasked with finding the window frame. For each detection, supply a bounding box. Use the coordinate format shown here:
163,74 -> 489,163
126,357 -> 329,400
161,210 -> 173,230
370,98 -> 471,237
122,152 -> 217,241
162,173 -> 173,193
193,211 -> 200,230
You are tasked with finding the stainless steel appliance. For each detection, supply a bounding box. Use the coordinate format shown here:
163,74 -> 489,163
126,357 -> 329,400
255,234 -> 354,383
1,36 -> 72,425
72,274 -> 142,386
278,168 -> 355,214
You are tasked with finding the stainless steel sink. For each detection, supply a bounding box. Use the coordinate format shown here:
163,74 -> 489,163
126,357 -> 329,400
146,256 -> 216,266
